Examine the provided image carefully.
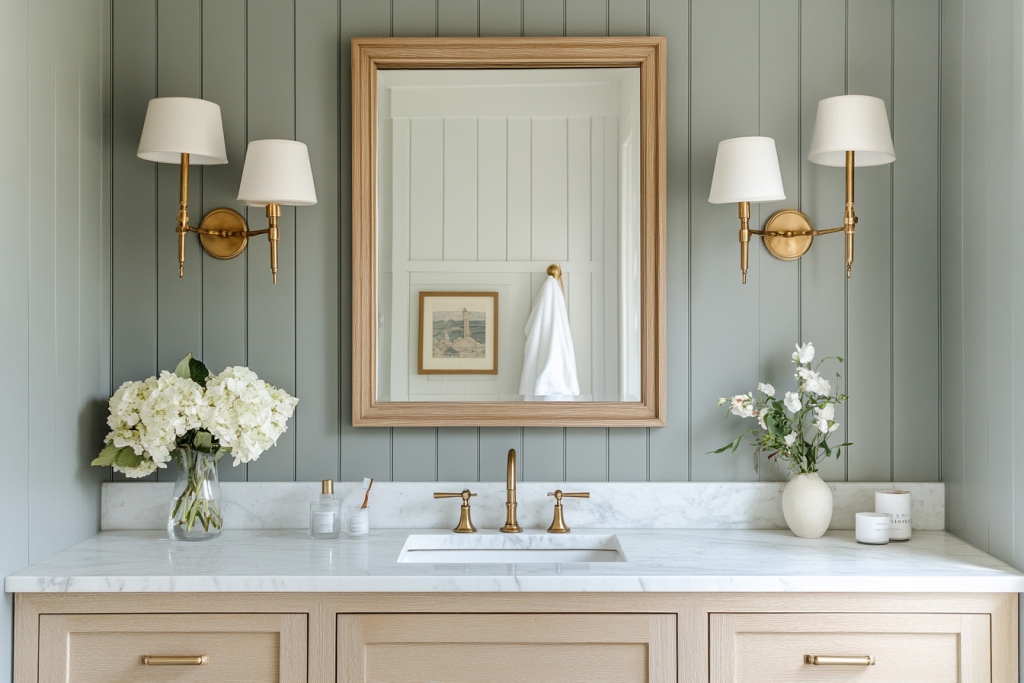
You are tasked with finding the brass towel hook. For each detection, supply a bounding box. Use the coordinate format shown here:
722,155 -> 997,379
547,264 -> 564,290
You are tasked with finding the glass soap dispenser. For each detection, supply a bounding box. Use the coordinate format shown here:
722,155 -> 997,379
309,479 -> 342,539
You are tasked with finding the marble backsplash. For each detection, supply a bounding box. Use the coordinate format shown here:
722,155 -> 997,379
102,481 -> 944,532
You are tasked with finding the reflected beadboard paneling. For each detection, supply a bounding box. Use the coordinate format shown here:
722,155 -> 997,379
109,0 -> 941,484
2,0 -> 110,676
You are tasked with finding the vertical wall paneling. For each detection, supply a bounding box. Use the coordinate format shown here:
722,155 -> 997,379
393,427 -> 440,481
524,0 -> 565,37
960,0 -> 990,550
521,0 -> 572,478
393,0 -> 438,37
892,1 -> 940,482
479,0 -> 522,36
0,5 -> 32,671
437,427 -> 479,480
566,428 -> 608,481
846,0 -> 894,482
245,0 -> 297,481
389,0 -> 440,482
4,0 -> 110,672
480,427 -> 523,482
112,1 -> 157,388
28,0 -> 59,561
439,0 -> 479,37
566,0 -> 607,36
798,0 -> 847,482
523,427 -> 566,481
154,0 -> 203,483
1011,0 -> 1024,610
156,1 -> 203,382
755,0 -> 801,481
647,0 -> 688,481
940,0 -> 965,538
339,0 -> 392,482
296,0 -> 342,482
609,428 -> 647,481
688,0 -> 760,481
201,0 -> 249,482
107,0 -> 944,488
983,0 -> 1014,563
610,0 -> 647,37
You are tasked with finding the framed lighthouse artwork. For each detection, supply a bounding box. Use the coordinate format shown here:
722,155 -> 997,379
418,291 -> 499,375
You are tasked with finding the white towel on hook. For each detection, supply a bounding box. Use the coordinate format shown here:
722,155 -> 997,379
519,275 -> 580,401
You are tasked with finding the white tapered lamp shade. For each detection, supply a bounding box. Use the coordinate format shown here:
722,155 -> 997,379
808,95 -> 895,167
237,140 -> 317,206
137,97 -> 227,165
708,136 -> 786,204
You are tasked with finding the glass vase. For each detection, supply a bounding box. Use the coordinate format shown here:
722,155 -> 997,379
167,447 -> 223,541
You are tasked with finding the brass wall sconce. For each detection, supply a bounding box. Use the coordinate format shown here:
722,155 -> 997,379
137,97 -> 316,283
708,95 -> 896,283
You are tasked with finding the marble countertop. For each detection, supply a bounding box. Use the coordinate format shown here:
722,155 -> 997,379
6,529 -> 1023,593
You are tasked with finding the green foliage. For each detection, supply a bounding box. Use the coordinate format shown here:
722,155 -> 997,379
174,352 -> 210,387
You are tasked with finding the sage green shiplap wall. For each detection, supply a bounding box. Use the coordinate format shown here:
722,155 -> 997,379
111,0 -> 940,485
941,0 -> 1024,609
0,0 -> 112,677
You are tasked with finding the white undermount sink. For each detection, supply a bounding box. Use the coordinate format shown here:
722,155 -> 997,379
398,533 -> 626,563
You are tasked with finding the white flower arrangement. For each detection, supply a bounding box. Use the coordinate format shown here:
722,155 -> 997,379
92,354 -> 298,535
93,354 -> 299,478
715,342 -> 850,475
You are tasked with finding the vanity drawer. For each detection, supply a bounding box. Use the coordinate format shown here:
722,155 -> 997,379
338,613 -> 675,682
710,612 -> 990,682
38,613 -> 306,683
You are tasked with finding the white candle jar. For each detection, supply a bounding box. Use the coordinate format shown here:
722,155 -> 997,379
855,512 -> 891,544
875,489 -> 912,541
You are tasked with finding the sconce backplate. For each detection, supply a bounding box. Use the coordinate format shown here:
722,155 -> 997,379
762,209 -> 813,261
198,208 -> 248,260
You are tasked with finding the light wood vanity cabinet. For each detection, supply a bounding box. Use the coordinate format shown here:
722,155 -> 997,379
338,613 -> 676,682
15,593 -> 1018,683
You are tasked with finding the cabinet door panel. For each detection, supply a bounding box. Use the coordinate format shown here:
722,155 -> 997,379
711,612 -> 990,683
39,613 -> 306,683
339,613 -> 675,682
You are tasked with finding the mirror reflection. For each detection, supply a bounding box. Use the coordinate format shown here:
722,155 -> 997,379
376,68 -> 641,403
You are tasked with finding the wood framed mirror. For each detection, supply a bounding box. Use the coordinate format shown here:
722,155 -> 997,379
352,37 -> 666,427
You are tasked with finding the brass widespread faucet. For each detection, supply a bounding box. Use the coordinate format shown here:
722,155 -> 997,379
499,449 -> 522,533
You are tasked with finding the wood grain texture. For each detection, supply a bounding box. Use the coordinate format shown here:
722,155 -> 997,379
13,592 -> 1019,683
351,37 -> 668,427
710,612 -> 977,682
338,613 -> 675,683
38,613 -> 306,683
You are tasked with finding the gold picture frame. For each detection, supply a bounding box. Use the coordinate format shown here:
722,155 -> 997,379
418,292 -> 499,375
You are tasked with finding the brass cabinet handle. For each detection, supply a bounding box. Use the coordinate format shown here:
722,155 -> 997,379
141,655 -> 209,666
804,655 -> 875,666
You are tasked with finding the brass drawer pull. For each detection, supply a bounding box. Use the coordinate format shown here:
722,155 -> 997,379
141,655 -> 209,666
805,654 -> 875,666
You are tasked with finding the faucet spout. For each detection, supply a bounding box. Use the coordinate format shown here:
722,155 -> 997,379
499,448 -> 522,533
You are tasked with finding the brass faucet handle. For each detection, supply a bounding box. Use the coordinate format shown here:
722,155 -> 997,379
547,490 -> 590,501
546,490 -> 590,533
434,490 -> 477,533
434,490 -> 477,502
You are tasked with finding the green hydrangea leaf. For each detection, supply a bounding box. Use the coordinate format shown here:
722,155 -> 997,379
91,443 -> 122,467
174,353 -> 194,380
188,357 -> 210,387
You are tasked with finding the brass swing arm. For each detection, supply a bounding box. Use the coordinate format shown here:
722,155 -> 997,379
748,224 -> 851,238
176,224 -> 272,238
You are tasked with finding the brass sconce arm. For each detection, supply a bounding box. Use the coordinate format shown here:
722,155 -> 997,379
733,150 -> 859,281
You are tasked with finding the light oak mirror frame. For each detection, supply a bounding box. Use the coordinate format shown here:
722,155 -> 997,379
352,37 -> 666,427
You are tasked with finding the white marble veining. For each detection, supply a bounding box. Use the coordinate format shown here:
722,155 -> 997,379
102,481 -> 945,531
6,528 -> 1021,593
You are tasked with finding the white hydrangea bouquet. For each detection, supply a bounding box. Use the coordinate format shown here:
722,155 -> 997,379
92,354 -> 298,540
714,342 -> 850,475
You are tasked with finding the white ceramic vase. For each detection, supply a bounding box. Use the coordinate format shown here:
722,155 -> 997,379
782,472 -> 833,538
